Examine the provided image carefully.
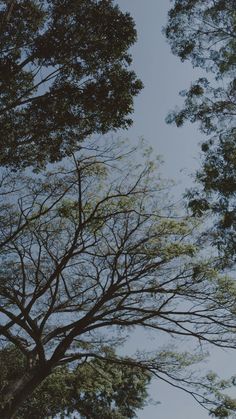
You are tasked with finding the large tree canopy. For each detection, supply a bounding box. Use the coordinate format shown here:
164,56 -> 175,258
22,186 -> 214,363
165,0 -> 236,265
0,139 -> 236,417
0,0 -> 142,168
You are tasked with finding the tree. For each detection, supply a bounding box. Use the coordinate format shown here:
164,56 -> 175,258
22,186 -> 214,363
0,138 -> 236,418
0,0 -> 142,169
165,0 -> 235,76
165,0 -> 236,265
0,345 -> 150,419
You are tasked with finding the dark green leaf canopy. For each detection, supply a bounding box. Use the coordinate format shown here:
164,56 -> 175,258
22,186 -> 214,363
0,0 -> 142,168
0,346 -> 150,419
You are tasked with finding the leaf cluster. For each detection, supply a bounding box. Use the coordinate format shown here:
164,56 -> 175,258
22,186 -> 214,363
0,0 -> 142,169
165,0 -> 236,265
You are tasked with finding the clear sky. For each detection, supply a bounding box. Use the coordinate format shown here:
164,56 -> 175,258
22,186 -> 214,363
117,0 -> 204,192
115,1 -> 235,419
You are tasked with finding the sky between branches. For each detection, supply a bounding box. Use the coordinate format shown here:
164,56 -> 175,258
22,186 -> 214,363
116,1 -> 235,418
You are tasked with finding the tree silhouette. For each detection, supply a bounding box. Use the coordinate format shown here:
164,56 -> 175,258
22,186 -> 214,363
165,0 -> 236,265
0,139 -> 235,417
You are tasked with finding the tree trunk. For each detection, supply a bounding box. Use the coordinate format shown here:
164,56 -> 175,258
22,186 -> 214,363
0,364 -> 51,419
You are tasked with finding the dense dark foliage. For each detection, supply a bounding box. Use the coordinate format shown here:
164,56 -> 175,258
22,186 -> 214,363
0,0 -> 142,168
0,346 -> 150,419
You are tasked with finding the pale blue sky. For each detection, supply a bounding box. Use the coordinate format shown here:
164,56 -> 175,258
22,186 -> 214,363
115,1 -> 235,419
117,0 -> 203,191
